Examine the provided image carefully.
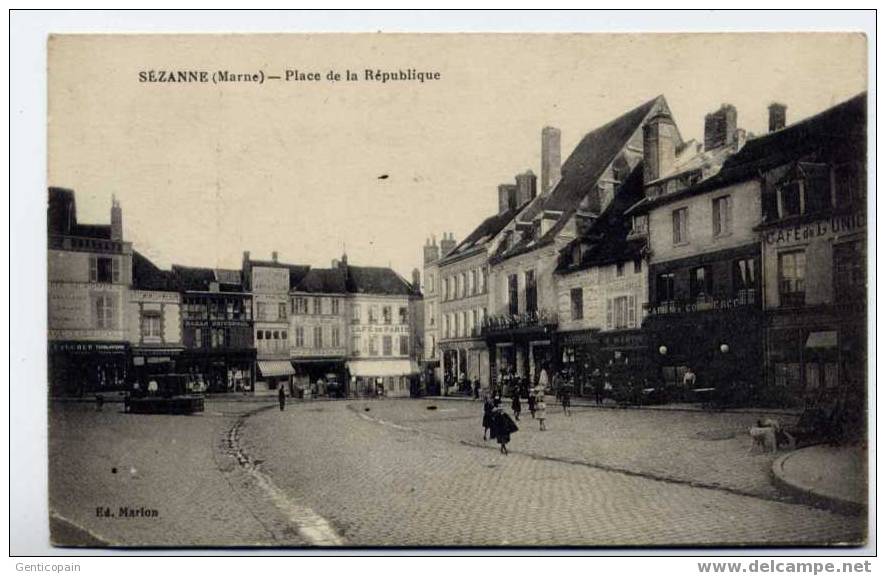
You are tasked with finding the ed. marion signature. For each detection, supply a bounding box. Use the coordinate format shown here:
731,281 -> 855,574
96,506 -> 160,519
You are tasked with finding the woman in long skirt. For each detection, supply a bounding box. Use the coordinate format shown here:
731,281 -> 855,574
482,396 -> 495,440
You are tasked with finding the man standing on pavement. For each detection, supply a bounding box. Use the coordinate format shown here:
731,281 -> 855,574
278,384 -> 286,411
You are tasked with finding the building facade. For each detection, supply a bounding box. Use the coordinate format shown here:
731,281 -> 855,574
756,94 -> 866,410
242,253 -> 308,393
128,251 -> 184,386
484,98 -> 670,389
48,189 -> 132,396
421,237 -> 442,394
173,265 -> 255,393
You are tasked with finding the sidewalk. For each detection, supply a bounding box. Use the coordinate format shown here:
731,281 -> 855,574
772,444 -> 867,515
423,395 -> 801,417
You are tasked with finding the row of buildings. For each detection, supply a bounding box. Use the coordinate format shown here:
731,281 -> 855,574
421,93 -> 867,407
47,189 -> 424,397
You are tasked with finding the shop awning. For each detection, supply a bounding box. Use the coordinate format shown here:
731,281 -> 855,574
805,331 -> 838,349
257,360 -> 295,377
347,359 -> 419,378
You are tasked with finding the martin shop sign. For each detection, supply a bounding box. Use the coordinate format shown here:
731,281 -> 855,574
762,211 -> 865,246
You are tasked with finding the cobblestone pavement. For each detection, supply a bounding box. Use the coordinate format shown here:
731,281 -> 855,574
48,400 -> 305,547
49,398 -> 865,548
358,399 -> 803,500
243,400 -> 865,547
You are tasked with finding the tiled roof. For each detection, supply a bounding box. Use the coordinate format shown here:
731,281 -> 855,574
439,202 -> 529,265
247,259 -> 310,289
635,92 -> 867,212
47,186 -> 113,239
557,163 -> 647,273
495,95 -> 666,262
346,266 -> 414,296
171,265 -> 216,291
132,251 -> 179,291
293,267 -> 348,294
215,268 -> 242,285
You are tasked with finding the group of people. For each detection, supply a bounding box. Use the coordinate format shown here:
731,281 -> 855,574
482,386 -> 551,454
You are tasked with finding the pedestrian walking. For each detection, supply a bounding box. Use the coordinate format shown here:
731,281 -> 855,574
278,385 -> 286,411
491,404 -> 518,455
536,392 -> 547,431
561,386 -> 571,416
527,389 -> 536,418
511,393 -> 521,421
482,396 -> 494,440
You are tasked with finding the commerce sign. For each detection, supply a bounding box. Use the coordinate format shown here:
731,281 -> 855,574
762,211 -> 865,245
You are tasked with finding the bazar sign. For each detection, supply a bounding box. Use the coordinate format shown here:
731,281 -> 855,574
763,212 -> 865,245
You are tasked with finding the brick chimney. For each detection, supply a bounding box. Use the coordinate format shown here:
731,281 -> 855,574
271,251 -> 278,263
411,268 -> 421,294
423,236 -> 440,265
541,126 -> 561,195
515,170 -> 537,207
768,102 -> 787,132
498,184 -> 518,214
440,232 -> 457,257
110,195 -> 123,241
704,104 -> 737,151
643,112 -> 678,183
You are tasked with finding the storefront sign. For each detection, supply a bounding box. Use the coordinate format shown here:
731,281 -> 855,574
49,341 -> 128,354
351,324 -> 410,335
762,211 -> 865,245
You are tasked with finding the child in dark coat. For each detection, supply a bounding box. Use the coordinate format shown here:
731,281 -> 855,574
491,405 -> 519,454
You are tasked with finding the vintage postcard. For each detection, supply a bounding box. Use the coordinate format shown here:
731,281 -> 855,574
46,32 -> 868,548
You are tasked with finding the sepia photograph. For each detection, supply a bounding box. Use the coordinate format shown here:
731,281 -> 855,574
38,29 -> 869,550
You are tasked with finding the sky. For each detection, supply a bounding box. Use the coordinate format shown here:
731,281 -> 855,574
48,33 -> 867,278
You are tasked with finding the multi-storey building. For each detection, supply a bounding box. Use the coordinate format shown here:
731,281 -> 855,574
48,189 -> 132,396
242,252 -> 309,393
128,252 -> 183,386
421,236 -> 443,393
755,94 -> 866,409
554,165 -> 650,395
289,259 -> 350,396
345,264 -> 419,397
485,98 -> 671,388
173,265 -> 255,393
628,103 -> 760,397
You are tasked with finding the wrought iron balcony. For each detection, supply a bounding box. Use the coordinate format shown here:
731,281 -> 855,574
481,309 -> 558,335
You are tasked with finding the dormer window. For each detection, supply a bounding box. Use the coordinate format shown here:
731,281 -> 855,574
631,214 -> 648,236
775,162 -> 832,219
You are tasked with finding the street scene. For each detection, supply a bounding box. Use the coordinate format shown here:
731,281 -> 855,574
50,397 -> 864,547
44,34 -> 868,549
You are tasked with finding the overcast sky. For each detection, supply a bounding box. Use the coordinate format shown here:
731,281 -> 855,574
48,33 -> 866,278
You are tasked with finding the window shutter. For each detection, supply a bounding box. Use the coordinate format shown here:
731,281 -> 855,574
726,197 -> 733,232
112,258 -> 120,283
606,298 -> 613,329
89,256 -> 98,282
628,295 -> 636,327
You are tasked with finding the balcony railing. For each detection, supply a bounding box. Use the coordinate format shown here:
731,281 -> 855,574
644,291 -> 758,316
481,309 -> 558,335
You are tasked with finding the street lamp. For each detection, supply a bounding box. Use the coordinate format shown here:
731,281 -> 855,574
720,343 -> 730,354
659,345 -> 668,356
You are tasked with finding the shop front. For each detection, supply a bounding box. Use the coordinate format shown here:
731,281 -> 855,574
439,339 -> 489,395
484,320 -> 557,393
347,358 -> 419,398
256,360 -> 295,394
644,305 -> 764,405
48,340 -> 130,396
178,349 -> 255,393
291,357 -> 348,398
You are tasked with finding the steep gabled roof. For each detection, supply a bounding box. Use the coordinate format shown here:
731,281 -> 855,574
495,95 -> 668,262
633,92 -> 867,213
556,163 -> 647,274
132,251 -> 179,291
439,201 -> 530,265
